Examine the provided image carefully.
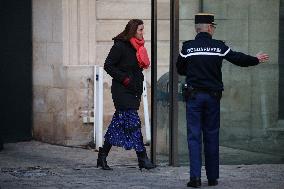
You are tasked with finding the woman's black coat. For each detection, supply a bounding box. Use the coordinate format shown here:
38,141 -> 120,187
104,39 -> 144,110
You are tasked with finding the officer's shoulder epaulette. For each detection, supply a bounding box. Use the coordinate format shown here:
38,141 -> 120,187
216,40 -> 226,44
182,40 -> 192,45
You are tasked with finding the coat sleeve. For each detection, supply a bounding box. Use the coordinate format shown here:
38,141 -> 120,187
223,43 -> 259,67
176,44 -> 188,76
104,41 -> 128,82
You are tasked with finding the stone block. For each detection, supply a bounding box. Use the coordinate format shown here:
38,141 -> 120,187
220,94 -> 230,114
221,62 -> 231,85
96,0 -> 151,19
203,0 -> 227,19
179,20 -> 196,41
33,0 -> 63,42
211,20 -> 226,41
33,64 -> 53,87
249,41 -> 279,64
47,42 -> 63,65
211,19 -> 248,42
227,83 -> 251,113
156,102 -> 169,155
157,41 -> 170,66
78,0 -> 90,65
53,65 -> 67,88
224,19 -> 249,42
96,20 -> 125,42
33,112 -> 54,142
65,113 -> 93,146
226,0 -> 249,19
33,0 -> 53,42
249,0 -> 279,20
249,19 -> 279,42
62,0 -> 77,66
251,79 -> 279,115
96,20 -> 151,42
157,0 -> 170,19
52,19 -> 63,44
220,123 -> 254,141
96,42 -> 113,66
178,101 -> 188,154
66,88 -> 93,118
251,112 -> 279,131
65,66 -> 94,89
157,20 -> 170,41
33,42 -> 47,65
53,112 -> 68,144
33,86 -> 49,113
179,0 -> 199,19
229,66 -> 251,83
46,88 -> 66,113
251,64 -> 279,82
50,0 -> 63,42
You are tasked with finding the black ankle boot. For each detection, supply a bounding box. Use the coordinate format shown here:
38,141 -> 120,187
187,177 -> 201,188
136,150 -> 155,170
208,179 -> 218,186
97,142 -> 112,170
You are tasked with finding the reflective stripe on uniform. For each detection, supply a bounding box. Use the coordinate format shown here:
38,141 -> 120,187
180,48 -> 231,58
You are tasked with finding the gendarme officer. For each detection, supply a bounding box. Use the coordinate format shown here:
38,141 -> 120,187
176,13 -> 269,188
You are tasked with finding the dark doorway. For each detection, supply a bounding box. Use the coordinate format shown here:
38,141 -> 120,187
0,0 -> 32,142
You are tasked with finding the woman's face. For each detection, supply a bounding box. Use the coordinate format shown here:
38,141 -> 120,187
135,24 -> 144,40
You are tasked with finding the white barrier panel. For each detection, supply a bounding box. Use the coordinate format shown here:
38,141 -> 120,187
143,79 -> 151,143
94,66 -> 104,149
93,68 -> 150,148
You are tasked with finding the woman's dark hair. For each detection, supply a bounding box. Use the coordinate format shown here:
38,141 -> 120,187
113,19 -> 144,41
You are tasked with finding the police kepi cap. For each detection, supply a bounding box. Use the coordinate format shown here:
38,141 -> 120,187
195,13 -> 216,25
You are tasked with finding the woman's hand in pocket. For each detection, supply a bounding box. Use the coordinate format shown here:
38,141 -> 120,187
122,77 -> 136,92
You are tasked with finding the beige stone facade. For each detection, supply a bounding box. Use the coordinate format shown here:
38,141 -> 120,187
32,0 -> 153,146
32,0 -> 281,154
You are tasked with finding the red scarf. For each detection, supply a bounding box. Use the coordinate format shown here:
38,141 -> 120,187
129,37 -> 150,69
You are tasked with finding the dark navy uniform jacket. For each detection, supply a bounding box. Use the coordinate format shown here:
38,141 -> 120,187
176,32 -> 259,91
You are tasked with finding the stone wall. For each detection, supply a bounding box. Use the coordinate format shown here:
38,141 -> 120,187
33,0 -> 66,144
33,0 -> 95,146
32,0 -> 152,146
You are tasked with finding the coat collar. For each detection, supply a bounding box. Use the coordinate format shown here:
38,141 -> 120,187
195,32 -> 212,39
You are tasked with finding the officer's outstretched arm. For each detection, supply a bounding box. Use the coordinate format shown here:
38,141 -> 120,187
224,49 -> 260,67
256,52 -> 269,63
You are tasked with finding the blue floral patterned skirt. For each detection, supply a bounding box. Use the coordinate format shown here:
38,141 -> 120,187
104,109 -> 145,152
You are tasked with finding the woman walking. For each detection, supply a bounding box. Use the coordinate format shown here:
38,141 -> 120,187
97,19 -> 155,171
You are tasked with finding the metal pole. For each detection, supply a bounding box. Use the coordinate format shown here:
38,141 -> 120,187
151,0 -> 157,165
169,0 -> 179,166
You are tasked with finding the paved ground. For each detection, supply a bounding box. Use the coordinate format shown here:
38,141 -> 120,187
0,141 -> 284,189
